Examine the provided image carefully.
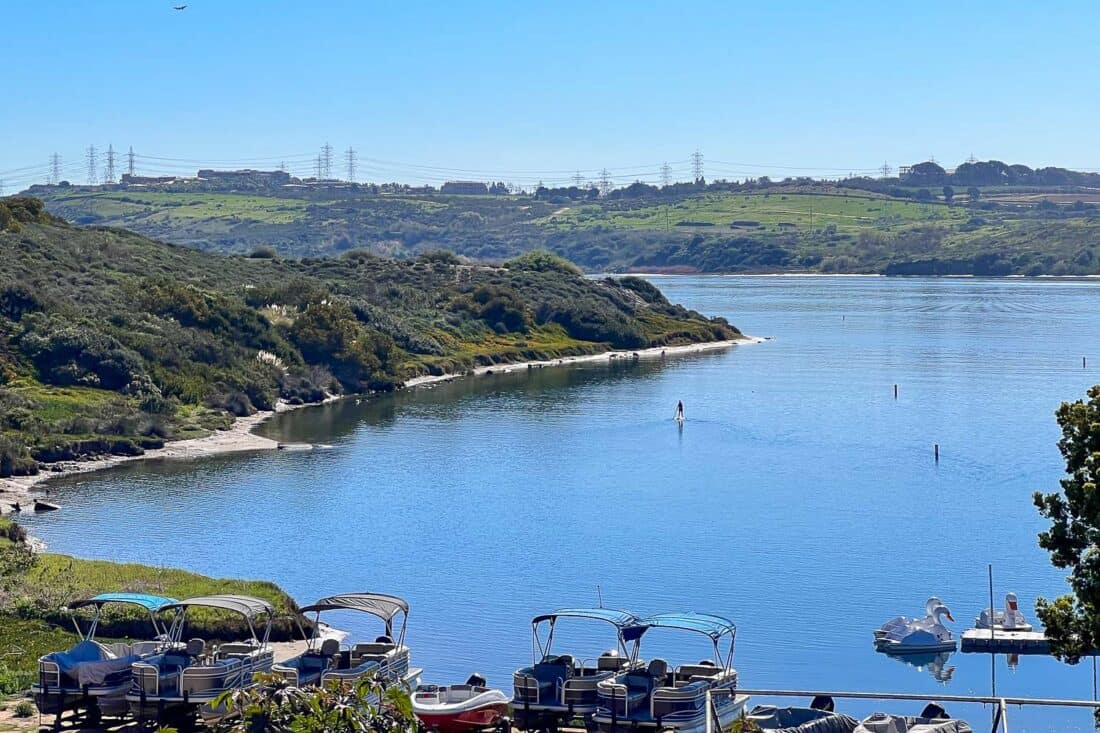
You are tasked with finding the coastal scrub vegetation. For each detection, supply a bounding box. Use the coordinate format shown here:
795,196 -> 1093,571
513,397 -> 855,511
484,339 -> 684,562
0,197 -> 737,471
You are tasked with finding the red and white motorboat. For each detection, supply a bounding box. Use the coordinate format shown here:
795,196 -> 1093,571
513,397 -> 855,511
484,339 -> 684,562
413,675 -> 512,733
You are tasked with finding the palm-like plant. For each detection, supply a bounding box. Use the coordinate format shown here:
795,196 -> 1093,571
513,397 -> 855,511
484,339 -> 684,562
214,671 -> 421,733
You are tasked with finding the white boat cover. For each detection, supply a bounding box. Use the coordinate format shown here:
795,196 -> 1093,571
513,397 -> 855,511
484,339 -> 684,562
855,713 -> 972,733
748,705 -> 859,732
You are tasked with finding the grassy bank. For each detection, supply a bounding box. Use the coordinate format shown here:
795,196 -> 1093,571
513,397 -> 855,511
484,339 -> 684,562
0,534 -> 300,685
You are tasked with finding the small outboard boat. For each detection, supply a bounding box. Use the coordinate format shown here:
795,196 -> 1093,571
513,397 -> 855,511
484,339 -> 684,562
413,674 -> 511,733
874,602 -> 956,654
975,592 -> 1033,632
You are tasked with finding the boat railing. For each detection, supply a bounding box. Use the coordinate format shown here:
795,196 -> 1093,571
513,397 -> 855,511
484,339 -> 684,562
704,687 -> 1100,733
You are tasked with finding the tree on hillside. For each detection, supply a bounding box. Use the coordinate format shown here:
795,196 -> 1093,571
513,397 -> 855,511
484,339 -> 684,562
967,186 -> 980,204
1034,385 -> 1100,664
942,185 -> 954,204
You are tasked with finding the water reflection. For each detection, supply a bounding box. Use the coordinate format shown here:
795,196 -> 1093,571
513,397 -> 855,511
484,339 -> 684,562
883,651 -> 956,683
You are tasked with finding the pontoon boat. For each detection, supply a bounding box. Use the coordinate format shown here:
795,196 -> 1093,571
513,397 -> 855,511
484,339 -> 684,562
512,608 -> 641,730
125,594 -> 275,725
592,612 -> 748,733
33,593 -> 177,725
273,593 -> 421,691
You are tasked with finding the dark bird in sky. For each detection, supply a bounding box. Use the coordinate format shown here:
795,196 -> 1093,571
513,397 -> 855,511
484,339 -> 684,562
173,5 -> 187,9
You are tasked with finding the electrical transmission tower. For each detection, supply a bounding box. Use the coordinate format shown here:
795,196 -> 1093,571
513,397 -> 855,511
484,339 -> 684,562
278,161 -> 287,173
86,145 -> 99,184
572,171 -> 583,188
321,143 -> 333,179
691,150 -> 704,182
127,147 -> 136,177
880,161 -> 893,179
598,169 -> 611,197
966,152 -> 977,164
104,145 -> 117,183
661,162 -> 672,187
345,147 -> 357,182
49,153 -> 62,185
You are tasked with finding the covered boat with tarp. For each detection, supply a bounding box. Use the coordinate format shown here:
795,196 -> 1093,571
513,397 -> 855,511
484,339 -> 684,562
513,607 -> 641,730
748,704 -> 859,733
592,612 -> 748,733
274,592 -> 421,690
855,711 -> 972,733
33,592 -> 177,726
125,594 -> 275,726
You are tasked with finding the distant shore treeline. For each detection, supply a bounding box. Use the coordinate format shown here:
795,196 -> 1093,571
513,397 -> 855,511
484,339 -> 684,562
0,197 -> 737,476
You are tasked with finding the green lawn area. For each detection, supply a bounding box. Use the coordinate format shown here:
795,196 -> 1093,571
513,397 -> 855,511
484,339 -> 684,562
539,191 -> 967,233
48,191 -> 312,225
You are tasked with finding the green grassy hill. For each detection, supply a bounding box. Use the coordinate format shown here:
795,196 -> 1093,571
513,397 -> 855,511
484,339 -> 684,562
0,197 -> 737,475
27,183 -> 1100,276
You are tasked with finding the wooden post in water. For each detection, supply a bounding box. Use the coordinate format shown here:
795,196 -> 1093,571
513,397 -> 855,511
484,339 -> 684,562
1084,356 -> 1088,369
894,384 -> 898,400
934,444 -> 939,462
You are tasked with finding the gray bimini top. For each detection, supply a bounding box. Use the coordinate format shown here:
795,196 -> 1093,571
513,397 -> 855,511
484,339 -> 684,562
164,594 -> 276,619
299,593 -> 409,622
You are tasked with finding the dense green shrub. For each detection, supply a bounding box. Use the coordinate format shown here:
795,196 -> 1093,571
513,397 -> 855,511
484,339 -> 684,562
289,302 -> 398,391
19,315 -> 156,394
505,250 -> 582,275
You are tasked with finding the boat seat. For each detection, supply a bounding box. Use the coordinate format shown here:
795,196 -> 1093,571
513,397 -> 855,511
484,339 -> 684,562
598,653 -> 627,671
647,658 -> 668,681
186,638 -> 206,658
677,663 -> 720,680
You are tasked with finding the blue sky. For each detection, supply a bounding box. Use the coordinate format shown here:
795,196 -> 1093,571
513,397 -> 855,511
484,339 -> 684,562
1,1 -> 1097,189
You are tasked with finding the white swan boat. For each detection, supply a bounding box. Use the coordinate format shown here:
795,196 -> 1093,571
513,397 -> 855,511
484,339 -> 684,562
975,592 -> 1033,632
874,597 -> 941,643
874,601 -> 956,654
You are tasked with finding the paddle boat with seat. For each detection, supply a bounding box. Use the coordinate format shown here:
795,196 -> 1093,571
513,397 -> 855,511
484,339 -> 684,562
874,601 -> 956,654
125,594 -> 275,726
591,612 -> 748,733
33,592 -> 177,726
273,592 -> 421,691
975,592 -> 1033,632
413,673 -> 511,733
512,607 -> 641,731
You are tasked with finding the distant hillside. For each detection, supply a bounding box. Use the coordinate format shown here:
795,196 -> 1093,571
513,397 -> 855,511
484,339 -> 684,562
0,197 -> 737,475
27,175 -> 1100,276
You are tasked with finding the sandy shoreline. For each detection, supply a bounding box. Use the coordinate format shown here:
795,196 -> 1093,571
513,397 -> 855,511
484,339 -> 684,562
0,336 -> 761,515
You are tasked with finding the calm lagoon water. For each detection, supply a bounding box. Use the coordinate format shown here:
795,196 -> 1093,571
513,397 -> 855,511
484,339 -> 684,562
20,276 -> 1100,731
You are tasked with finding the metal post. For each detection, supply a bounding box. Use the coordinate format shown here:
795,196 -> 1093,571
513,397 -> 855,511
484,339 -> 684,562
989,564 -> 997,700
705,689 -> 713,733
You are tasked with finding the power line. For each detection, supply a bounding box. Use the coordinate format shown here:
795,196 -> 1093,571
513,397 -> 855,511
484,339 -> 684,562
691,149 -> 704,181
345,147 -> 357,182
85,145 -> 98,185
104,144 -> 117,183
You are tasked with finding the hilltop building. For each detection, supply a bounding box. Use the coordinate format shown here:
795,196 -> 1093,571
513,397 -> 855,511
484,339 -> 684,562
441,180 -> 489,195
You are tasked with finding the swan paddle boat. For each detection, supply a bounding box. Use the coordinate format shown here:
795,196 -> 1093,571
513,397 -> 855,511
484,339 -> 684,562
874,597 -> 941,643
975,592 -> 1033,632
33,593 -> 177,726
513,607 -> 641,730
413,674 -> 511,733
591,612 -> 748,733
874,601 -> 956,654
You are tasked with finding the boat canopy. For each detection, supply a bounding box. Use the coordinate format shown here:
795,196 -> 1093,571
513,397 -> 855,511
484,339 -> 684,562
164,595 -> 275,619
531,608 -> 638,628
67,593 -> 178,612
299,593 -> 409,621
622,612 -> 737,642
